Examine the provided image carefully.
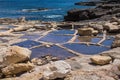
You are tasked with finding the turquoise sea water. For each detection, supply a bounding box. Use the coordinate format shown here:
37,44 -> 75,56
0,0 -> 90,21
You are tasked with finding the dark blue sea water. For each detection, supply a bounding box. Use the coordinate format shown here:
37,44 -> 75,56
0,0 -> 90,21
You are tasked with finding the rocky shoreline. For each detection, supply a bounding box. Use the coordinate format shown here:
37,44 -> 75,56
0,0 -> 120,80
64,0 -> 120,21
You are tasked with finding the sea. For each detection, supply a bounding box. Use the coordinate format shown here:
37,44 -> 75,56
0,0 -> 90,21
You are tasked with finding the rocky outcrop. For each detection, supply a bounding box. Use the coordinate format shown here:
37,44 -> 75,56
1,60 -> 71,80
90,55 -> 112,65
65,70 -> 116,80
64,0 -> 120,21
103,22 -> 120,32
0,46 -> 31,67
2,63 -> 34,77
77,27 -> 98,36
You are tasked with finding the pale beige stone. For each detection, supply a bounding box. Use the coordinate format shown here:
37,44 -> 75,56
0,46 -> 31,67
2,63 -> 34,76
90,55 -> 112,65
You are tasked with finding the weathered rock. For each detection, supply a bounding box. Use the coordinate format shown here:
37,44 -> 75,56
77,27 -> 98,36
103,22 -> 120,32
0,69 -> 3,78
90,55 -> 112,65
42,60 -> 71,80
0,46 -> 31,67
112,34 -> 120,48
110,17 -> 120,24
88,23 -> 103,32
2,63 -> 34,77
100,47 -> 120,59
65,70 -> 116,80
31,58 -> 43,66
0,18 -> 18,24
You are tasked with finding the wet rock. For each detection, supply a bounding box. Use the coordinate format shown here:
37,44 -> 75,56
112,34 -> 120,48
100,47 -> 120,59
64,9 -> 98,21
2,63 -> 34,77
90,55 -> 112,65
103,22 -> 120,32
75,1 -> 98,6
77,27 -> 98,36
0,46 -> 31,67
42,60 -> 71,80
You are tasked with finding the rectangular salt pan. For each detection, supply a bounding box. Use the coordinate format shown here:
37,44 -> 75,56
39,34 -> 72,43
12,40 -> 41,48
63,43 -> 110,55
31,45 -> 75,59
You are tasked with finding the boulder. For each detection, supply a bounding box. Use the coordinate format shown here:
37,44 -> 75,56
42,60 -> 71,80
103,22 -> 120,32
90,55 -> 112,65
100,47 -> 120,59
0,46 -> 31,67
77,27 -> 98,36
2,63 -> 34,77
112,34 -> 120,48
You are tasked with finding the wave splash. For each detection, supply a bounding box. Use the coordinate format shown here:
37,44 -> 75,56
22,8 -> 61,12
